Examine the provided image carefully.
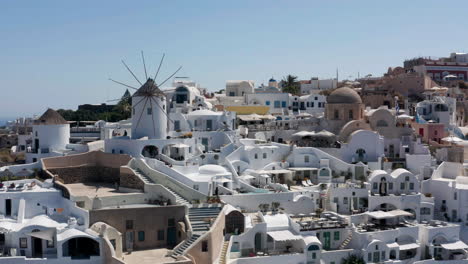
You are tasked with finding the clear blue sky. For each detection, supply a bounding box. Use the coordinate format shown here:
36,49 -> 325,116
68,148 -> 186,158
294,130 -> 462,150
1,0 -> 467,119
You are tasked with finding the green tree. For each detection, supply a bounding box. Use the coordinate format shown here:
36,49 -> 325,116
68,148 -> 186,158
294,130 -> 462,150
281,75 -> 300,95
113,89 -> 132,121
341,255 -> 365,264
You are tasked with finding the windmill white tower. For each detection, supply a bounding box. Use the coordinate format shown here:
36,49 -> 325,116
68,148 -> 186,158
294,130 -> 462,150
131,79 -> 167,139
108,52 -> 182,139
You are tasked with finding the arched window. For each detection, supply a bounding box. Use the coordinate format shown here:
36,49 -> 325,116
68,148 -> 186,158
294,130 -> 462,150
308,245 -> 320,251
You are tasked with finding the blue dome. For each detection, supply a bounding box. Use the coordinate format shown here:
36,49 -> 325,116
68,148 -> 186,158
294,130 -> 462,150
269,78 -> 276,82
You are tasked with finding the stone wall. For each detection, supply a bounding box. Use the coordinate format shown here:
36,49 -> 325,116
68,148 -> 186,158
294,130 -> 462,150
90,206 -> 186,251
119,166 -> 144,190
49,165 -> 120,184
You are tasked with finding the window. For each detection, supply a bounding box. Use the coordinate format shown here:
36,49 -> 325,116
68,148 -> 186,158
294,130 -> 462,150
381,251 -> 386,260
266,101 -> 270,106
147,107 -> 152,115
138,231 -> 145,241
20,238 -> 27,248
454,192 -> 458,200
314,97 -> 318,100
47,239 -> 54,248
126,220 -> 133,230
373,182 -> 378,189
343,197 -> 348,204
282,101 -> 287,107
421,208 -> 431,215
389,182 -> 393,190
254,154 -> 258,159
311,102 -> 315,108
194,185 -> 199,190
158,230 -> 165,240
334,110 -> 339,119
400,182 -> 405,190
202,240 -> 208,252
312,252 -> 316,259
409,182 -> 414,190
168,218 -> 175,227
348,110 -> 353,119
368,253 -> 372,261
174,120 -> 180,131
263,153 -> 267,159
334,231 -> 340,241
304,155 -> 309,163
274,101 -> 281,108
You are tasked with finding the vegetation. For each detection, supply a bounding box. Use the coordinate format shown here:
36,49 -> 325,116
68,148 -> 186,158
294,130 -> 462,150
341,255 -> 365,264
281,74 -> 300,95
57,90 -> 132,122
0,148 -> 24,165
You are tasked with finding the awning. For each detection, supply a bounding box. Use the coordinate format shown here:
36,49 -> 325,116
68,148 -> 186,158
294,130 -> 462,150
267,230 -> 302,242
366,210 -> 394,219
27,228 -> 55,242
440,241 -> 468,250
388,209 -> 413,217
399,243 -> 420,251
239,175 -> 255,180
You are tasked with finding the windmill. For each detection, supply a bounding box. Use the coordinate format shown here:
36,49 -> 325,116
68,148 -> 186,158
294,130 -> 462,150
109,51 -> 182,139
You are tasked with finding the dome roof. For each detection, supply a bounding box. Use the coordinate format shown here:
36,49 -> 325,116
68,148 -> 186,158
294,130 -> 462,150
327,87 -> 362,104
199,164 -> 229,175
269,77 -> 276,82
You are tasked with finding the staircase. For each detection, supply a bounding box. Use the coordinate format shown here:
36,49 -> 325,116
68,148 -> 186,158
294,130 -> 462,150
322,184 -> 332,211
134,168 -> 154,184
219,241 -> 229,264
339,230 -> 353,250
133,168 -> 190,206
171,206 -> 223,258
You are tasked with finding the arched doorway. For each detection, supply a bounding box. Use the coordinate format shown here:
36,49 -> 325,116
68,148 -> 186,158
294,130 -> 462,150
141,145 -> 159,158
62,237 -> 100,259
226,211 -> 245,235
307,244 -> 320,261
379,177 -> 388,196
356,148 -> 366,162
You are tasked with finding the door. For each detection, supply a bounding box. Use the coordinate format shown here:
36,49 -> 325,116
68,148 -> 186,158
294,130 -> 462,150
167,227 -> 177,248
201,138 -> 208,152
254,233 -> 262,251
34,139 -> 39,151
125,231 -> 134,252
32,237 -> 42,258
5,199 -> 11,216
206,120 -> 213,131
323,232 -> 330,250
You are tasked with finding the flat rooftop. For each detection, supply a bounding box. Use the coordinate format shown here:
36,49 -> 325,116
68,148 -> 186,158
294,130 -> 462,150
65,183 -> 142,198
122,248 -> 176,264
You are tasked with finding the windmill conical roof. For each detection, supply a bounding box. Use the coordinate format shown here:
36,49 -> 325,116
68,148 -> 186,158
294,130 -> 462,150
133,78 -> 165,97
34,108 -> 68,125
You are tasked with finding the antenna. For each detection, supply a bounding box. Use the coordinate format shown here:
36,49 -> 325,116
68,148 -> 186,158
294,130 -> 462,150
153,53 -> 165,81
141,50 -> 148,80
108,78 -> 138,90
158,66 -> 183,87
121,60 -> 143,85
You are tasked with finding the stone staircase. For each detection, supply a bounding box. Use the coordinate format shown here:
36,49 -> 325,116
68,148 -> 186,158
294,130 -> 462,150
339,230 -> 353,250
219,241 -> 229,264
171,206 -> 223,258
133,168 -> 190,206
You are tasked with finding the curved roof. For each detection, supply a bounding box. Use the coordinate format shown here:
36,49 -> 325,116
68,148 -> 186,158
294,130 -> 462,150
133,78 -> 165,97
34,109 -> 68,125
327,87 -> 362,104
199,164 -> 229,175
